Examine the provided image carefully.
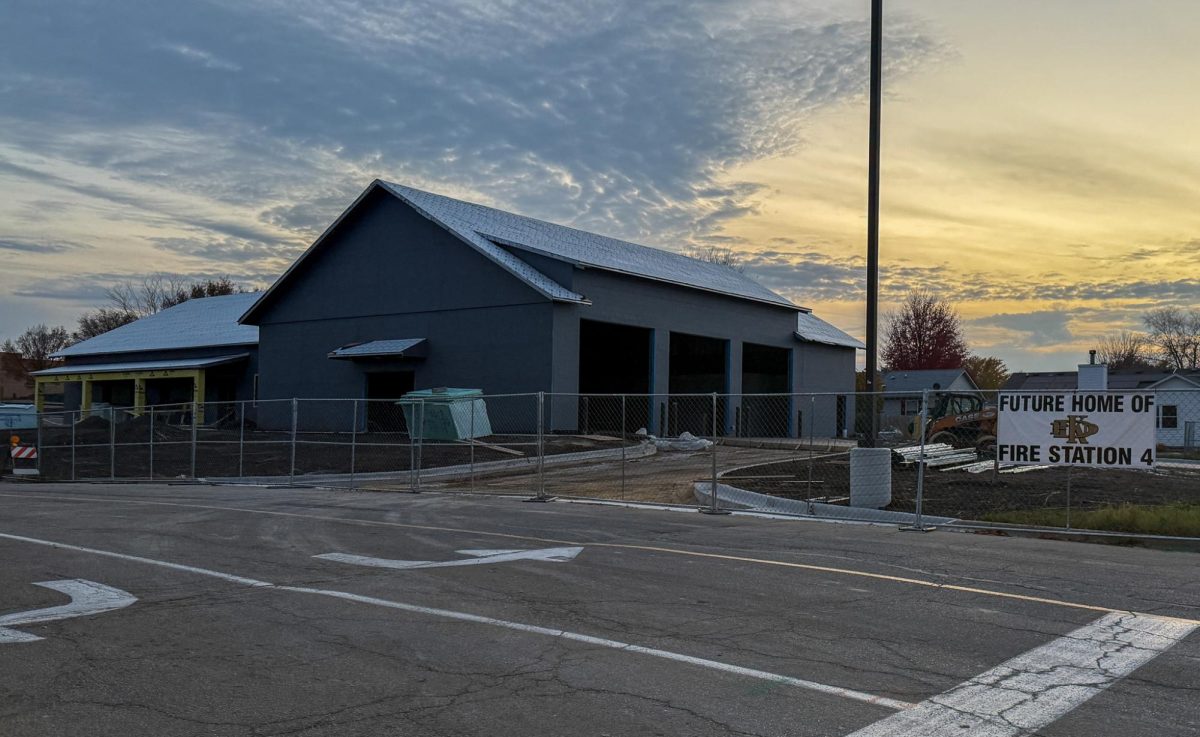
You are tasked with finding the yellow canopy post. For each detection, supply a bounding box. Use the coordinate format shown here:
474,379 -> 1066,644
192,369 -> 206,426
134,377 -> 147,417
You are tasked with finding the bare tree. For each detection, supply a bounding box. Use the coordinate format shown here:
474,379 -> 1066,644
882,291 -> 970,371
1142,307 -> 1200,370
106,275 -> 189,316
105,275 -> 242,317
963,355 -> 1009,390
74,308 -> 139,343
685,245 -> 744,272
1095,330 -> 1155,370
1,325 -> 70,372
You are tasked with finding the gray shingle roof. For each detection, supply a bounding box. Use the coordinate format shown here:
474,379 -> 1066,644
32,354 -> 251,376
794,312 -> 864,349
54,293 -> 261,359
380,182 -> 796,308
1004,370 -> 1200,391
883,369 -> 975,393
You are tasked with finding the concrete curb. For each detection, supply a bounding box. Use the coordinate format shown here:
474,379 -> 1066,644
204,441 -> 658,486
717,437 -> 856,452
694,481 -> 959,526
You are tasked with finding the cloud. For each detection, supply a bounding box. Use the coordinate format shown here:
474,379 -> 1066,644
970,310 -> 1075,346
152,235 -> 303,266
0,0 -> 945,254
740,249 -> 956,305
158,43 -> 241,72
0,237 -> 89,254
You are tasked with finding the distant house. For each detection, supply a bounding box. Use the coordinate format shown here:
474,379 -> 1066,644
1003,368 -> 1200,448
882,368 -> 980,419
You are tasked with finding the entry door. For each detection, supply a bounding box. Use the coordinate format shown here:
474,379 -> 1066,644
366,371 -> 415,432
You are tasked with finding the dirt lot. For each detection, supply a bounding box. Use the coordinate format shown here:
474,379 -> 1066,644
417,446 -> 792,503
727,453 -> 1200,521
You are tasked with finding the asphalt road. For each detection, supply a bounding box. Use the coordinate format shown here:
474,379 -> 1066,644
0,481 -> 1197,736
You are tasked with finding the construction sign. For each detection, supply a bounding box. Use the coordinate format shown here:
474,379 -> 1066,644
997,393 -> 1156,470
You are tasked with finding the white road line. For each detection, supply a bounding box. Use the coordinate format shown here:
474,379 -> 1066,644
0,579 -> 137,644
280,584 -> 914,711
6,491 -> 1191,622
315,546 -> 583,570
0,532 -> 273,587
0,531 -> 910,711
847,611 -> 1198,736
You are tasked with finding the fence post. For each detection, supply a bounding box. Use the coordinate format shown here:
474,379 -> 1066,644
149,406 -> 155,481
901,388 -> 935,532
1065,465 -> 1073,530
538,392 -> 545,498
289,398 -> 297,486
525,392 -> 552,502
701,392 -> 729,515
349,399 -> 357,491
415,399 -> 424,492
807,394 -> 816,500
190,401 -> 199,480
469,397 -> 476,490
35,411 -> 42,476
408,401 -> 417,492
620,394 -> 627,500
109,409 -> 116,480
238,401 -> 245,479
70,412 -> 76,482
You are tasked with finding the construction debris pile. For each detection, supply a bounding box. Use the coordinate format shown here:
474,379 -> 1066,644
891,443 -> 1050,475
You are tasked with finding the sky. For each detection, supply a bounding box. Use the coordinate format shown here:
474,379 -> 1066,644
1,0 -> 1197,371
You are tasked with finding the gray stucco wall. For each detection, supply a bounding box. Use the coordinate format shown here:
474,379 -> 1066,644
244,189 -> 856,437
793,341 -> 857,438
547,266 -> 856,436
250,189 -> 556,410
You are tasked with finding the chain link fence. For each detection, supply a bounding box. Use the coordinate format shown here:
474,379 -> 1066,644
17,388 -> 1200,538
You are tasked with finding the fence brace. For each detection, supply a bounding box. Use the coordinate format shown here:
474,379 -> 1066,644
700,392 -> 730,515
900,388 -> 936,532
525,391 -> 553,502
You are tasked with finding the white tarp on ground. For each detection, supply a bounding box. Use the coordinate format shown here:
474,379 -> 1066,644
652,432 -> 713,452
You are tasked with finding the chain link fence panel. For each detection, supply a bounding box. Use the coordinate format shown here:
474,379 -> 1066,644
17,388 -> 1200,538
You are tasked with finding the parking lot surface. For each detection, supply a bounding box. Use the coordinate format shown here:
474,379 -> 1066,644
0,482 -> 1197,736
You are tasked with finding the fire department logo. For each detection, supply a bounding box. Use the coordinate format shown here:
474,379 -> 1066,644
1050,415 -> 1100,444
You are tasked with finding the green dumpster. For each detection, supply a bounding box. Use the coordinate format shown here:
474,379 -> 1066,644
400,388 -> 492,440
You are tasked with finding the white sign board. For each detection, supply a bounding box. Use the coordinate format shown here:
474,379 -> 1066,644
997,393 -> 1156,470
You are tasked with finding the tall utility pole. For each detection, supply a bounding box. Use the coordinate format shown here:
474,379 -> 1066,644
863,0 -> 883,447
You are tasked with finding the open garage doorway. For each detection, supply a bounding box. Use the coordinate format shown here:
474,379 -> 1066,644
578,319 -> 652,433
365,371 -> 415,432
740,343 -> 791,437
668,332 -> 727,436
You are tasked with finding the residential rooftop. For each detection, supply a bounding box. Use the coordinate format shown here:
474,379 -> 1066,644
54,292 -> 262,358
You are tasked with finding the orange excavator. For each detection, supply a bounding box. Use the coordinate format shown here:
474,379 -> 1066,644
912,392 -> 998,454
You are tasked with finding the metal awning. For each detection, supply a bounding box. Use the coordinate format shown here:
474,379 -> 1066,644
31,353 -> 250,379
328,339 -> 428,360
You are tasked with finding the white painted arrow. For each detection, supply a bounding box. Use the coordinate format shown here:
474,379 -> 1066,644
0,579 -> 137,644
315,547 -> 584,570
